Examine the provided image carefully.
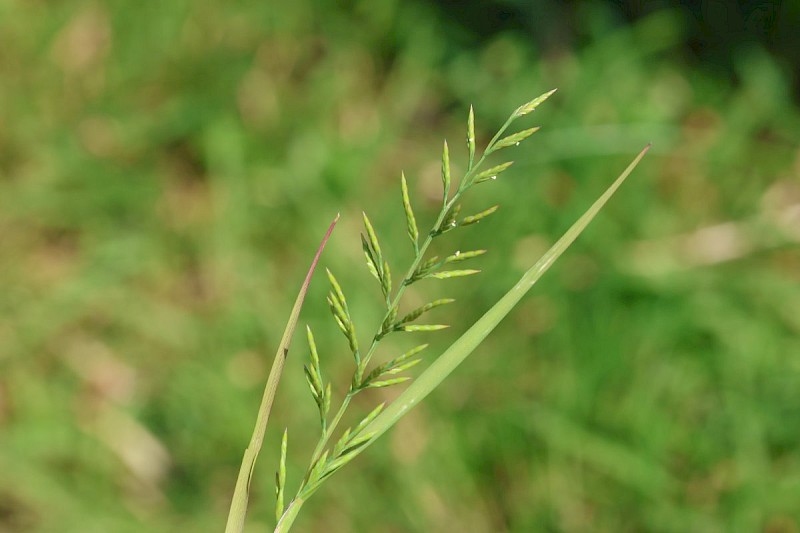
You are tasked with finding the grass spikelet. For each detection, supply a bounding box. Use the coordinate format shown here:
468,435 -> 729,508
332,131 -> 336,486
361,235 -> 381,282
325,269 -> 349,314
409,256 -> 440,282
435,204 -> 461,236
398,298 -> 455,325
441,140 -> 451,202
381,259 -> 392,303
467,106 -> 476,169
304,326 -> 327,427
400,172 -> 419,253
428,269 -> 481,279
364,377 -> 411,389
444,250 -> 486,264
474,162 -> 514,184
359,344 -> 429,388
275,429 -> 288,523
513,88 -> 558,117
352,403 -> 385,437
460,205 -> 499,226
397,324 -> 449,332
490,127 -> 541,152
361,213 -> 384,278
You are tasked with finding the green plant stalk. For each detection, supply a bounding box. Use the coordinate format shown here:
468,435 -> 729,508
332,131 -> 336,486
298,112 -> 519,476
275,144 -> 650,533
225,214 -> 339,533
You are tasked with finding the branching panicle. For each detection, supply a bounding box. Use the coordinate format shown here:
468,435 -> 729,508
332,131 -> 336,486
230,90 -> 650,533
279,90 -> 562,531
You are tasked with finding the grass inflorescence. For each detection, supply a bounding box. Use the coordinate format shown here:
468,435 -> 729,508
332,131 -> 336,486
225,89 -> 649,533
275,90 -> 558,524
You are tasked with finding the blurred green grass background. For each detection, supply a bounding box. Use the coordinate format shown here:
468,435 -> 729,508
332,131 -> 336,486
1,1 -> 799,531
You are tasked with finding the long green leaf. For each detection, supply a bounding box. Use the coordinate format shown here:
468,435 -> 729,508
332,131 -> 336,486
226,214 -> 339,533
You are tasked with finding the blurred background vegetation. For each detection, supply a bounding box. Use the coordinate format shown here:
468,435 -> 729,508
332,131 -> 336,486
1,1 -> 799,531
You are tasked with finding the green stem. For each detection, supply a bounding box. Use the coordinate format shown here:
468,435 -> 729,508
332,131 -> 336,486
275,496 -> 305,533
305,392 -> 353,473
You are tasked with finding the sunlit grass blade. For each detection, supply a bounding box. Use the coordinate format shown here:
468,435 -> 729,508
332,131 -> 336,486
226,214 -> 339,533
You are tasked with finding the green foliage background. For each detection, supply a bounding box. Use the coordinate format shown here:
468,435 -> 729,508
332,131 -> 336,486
1,2 -> 799,531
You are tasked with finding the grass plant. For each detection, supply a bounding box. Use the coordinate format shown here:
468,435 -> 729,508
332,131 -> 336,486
3,4 -> 799,531
226,91 -> 649,532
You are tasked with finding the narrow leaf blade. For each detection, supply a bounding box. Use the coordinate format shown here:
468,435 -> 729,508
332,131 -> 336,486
226,214 -> 339,533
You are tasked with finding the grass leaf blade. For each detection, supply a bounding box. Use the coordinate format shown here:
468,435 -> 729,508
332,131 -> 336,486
225,214 -> 339,533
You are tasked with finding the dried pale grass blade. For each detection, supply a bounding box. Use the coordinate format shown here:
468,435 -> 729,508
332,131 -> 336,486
362,145 -> 650,449
225,214 -> 339,533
